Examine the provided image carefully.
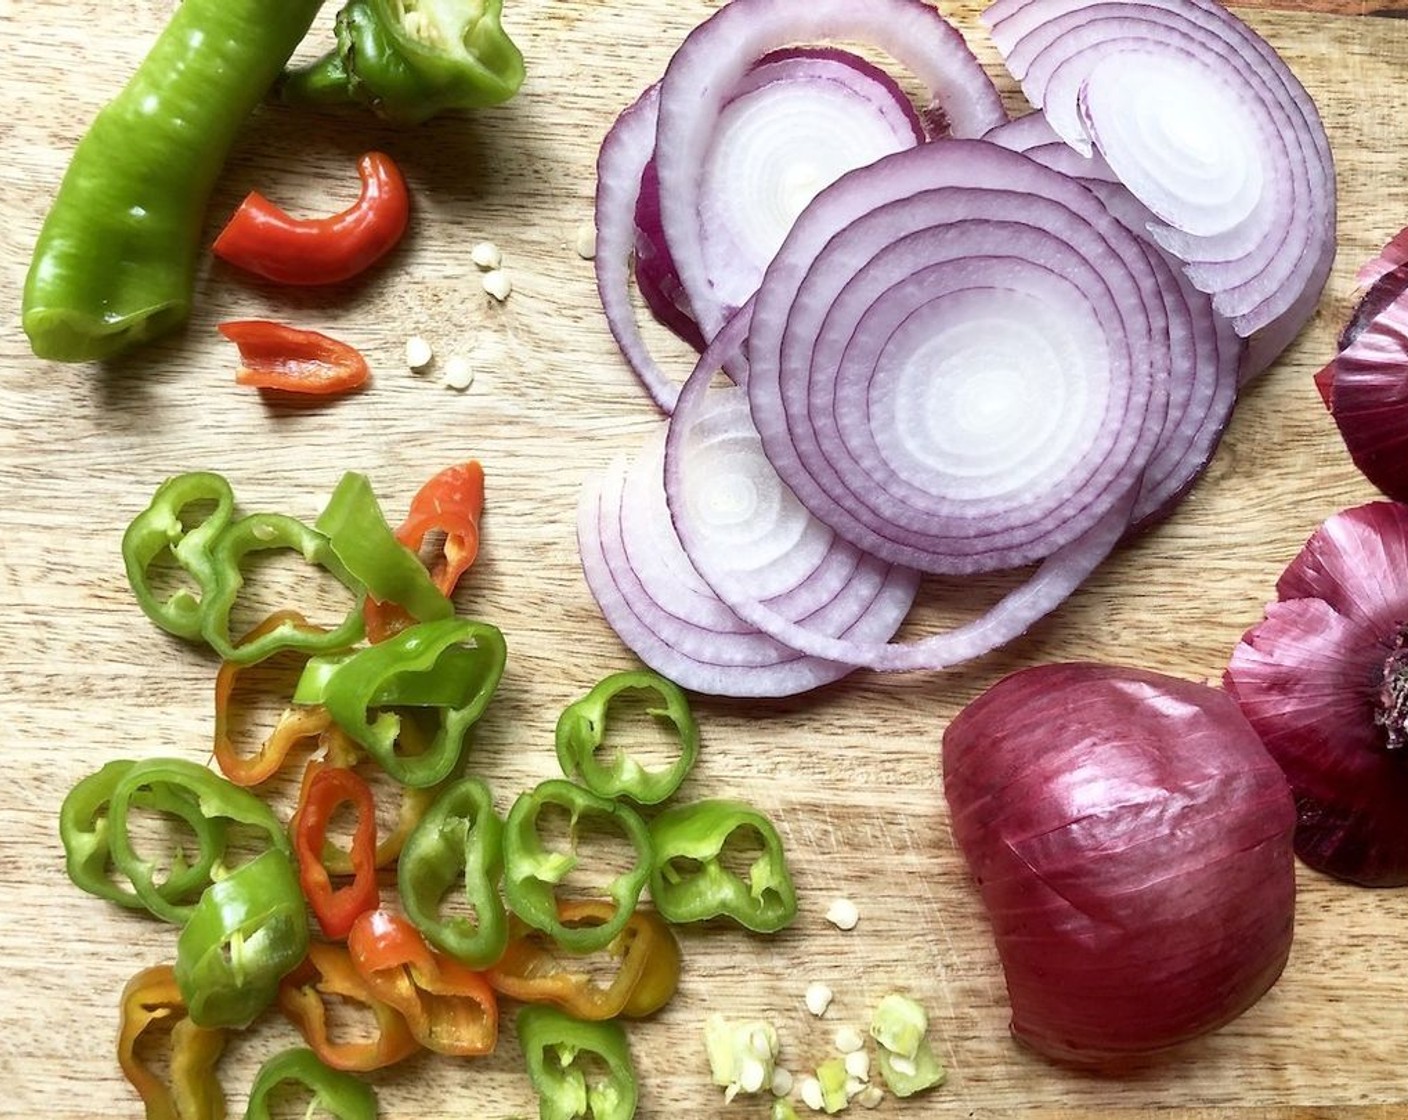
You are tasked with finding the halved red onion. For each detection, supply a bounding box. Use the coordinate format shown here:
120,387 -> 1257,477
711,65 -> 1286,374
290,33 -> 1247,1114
985,115 -> 1241,532
1225,502 -> 1408,886
653,0 -> 1006,344
745,139 -> 1168,574
984,0 -> 1335,374
944,662 -> 1296,1065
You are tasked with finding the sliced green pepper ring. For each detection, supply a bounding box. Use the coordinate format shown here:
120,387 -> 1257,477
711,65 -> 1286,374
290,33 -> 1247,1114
121,471 -> 235,640
106,756 -> 291,924
502,779 -> 653,955
315,471 -> 452,626
397,776 -> 507,969
517,1004 -> 638,1120
307,618 -> 507,789
244,1046 -> 378,1120
59,760 -> 227,911
200,512 -> 366,664
555,670 -> 699,805
294,642 -> 493,709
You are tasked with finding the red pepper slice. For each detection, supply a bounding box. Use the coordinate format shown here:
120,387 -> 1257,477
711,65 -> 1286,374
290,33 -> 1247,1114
218,320 -> 369,396
213,151 -> 410,285
291,760 -> 380,939
277,942 -> 421,1072
347,909 -> 499,1056
364,462 -> 486,642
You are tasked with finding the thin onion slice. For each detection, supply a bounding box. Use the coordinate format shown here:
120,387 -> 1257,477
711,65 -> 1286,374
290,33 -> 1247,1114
745,138 -> 1168,574
985,115 -> 1240,531
654,0 -> 1006,344
984,0 -> 1335,370
1225,502 -> 1408,886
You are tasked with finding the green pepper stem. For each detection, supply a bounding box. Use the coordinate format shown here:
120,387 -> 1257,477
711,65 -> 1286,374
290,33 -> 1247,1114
275,50 -> 360,108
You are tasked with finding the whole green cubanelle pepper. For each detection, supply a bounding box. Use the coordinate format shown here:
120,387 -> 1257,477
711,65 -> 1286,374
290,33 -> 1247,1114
297,618 -> 507,788
555,670 -> 699,805
244,1047 -> 377,1120
502,779 -> 653,955
105,757 -> 292,925
518,1005 -> 638,1120
397,776 -> 508,968
175,849 -> 310,1029
648,799 -> 798,934
22,0 -> 326,362
278,0 -> 524,125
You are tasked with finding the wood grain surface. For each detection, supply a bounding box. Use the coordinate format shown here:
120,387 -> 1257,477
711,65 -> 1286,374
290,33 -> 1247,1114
3,1 -> 1407,1117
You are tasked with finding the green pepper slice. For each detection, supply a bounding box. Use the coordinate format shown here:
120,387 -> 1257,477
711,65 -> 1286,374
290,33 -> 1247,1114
279,0 -> 525,125
397,776 -> 507,969
518,1005 -> 638,1120
647,799 -> 797,933
502,780 -> 652,955
555,670 -> 698,805
244,1046 -> 377,1120
315,471 -> 452,625
106,757 -> 289,925
60,760 -> 227,912
175,849 -> 310,1029
200,512 -> 366,664
122,472 -> 236,641
307,618 -> 506,788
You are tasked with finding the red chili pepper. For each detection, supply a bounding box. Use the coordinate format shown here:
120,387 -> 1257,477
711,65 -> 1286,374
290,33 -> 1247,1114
213,151 -> 410,285
364,462 -> 486,642
218,320 -> 369,396
291,760 -> 379,939
347,909 -> 499,1057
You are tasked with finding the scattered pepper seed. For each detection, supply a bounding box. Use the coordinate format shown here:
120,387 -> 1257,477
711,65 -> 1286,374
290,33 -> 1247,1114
825,898 -> 859,931
442,355 -> 474,391
770,1068 -> 795,1097
798,1075 -> 825,1112
482,268 -> 513,302
404,334 -> 433,371
575,221 -> 597,260
855,1085 -> 885,1109
804,982 -> 834,1017
471,240 -> 502,269
844,1049 -> 870,1081
834,1025 -> 864,1054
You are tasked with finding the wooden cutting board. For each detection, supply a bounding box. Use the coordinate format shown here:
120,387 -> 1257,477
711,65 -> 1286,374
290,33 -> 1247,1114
2,1 -> 1406,1117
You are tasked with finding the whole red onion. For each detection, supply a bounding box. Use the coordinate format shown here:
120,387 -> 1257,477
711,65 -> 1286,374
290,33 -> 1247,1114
943,663 -> 1296,1065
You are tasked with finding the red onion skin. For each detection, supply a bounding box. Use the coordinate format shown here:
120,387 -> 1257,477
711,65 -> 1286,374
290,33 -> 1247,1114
943,663 -> 1296,1065
1225,501 -> 1408,886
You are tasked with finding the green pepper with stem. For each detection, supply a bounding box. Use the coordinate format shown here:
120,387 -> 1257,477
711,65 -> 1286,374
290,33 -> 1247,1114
648,799 -> 798,933
122,472 -> 236,641
397,776 -> 508,968
22,0 -> 326,362
105,757 -> 291,925
59,760 -> 226,911
175,849 -> 310,1029
517,1005 -> 638,1120
298,618 -> 506,788
555,670 -> 698,806
279,0 -> 524,126
244,1047 -> 377,1120
502,780 -> 653,955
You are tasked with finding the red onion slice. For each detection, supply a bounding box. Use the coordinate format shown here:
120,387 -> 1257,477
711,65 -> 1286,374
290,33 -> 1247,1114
985,0 -> 1335,365
1225,502 -> 1408,886
654,0 -> 1006,343
746,139 -> 1167,574
945,663 -> 1295,1064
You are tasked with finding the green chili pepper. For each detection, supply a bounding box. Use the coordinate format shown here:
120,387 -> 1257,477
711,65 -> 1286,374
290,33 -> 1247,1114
244,1046 -> 377,1120
647,800 -> 798,933
304,618 -> 506,788
22,0 -> 325,362
502,780 -> 653,955
279,0 -> 525,126
175,849 -> 310,1029
397,777 -> 508,969
121,472 -> 236,641
555,670 -> 698,806
517,1005 -> 638,1120
200,512 -> 366,664
316,472 -> 452,624
106,757 -> 290,925
59,760 -> 226,911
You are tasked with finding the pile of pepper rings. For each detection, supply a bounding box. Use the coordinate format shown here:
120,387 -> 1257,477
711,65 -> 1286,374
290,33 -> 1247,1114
59,464 -> 800,1118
